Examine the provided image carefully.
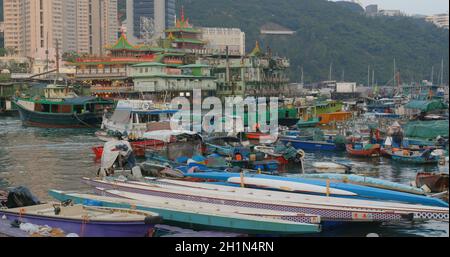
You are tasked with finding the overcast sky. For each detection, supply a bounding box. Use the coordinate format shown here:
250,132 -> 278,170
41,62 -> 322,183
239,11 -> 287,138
335,0 -> 449,15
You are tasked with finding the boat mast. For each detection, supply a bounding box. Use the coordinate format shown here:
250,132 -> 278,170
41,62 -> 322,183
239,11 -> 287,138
328,62 -> 332,81
431,66 -> 434,84
301,66 -> 304,85
440,57 -> 444,86
393,58 -> 396,88
367,65 -> 370,87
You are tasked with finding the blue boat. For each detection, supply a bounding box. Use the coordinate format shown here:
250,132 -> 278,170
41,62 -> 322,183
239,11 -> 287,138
280,136 -> 344,151
182,172 -> 449,207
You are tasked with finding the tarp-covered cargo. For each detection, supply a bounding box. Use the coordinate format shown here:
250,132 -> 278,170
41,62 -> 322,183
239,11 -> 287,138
405,100 -> 448,112
404,120 -> 449,139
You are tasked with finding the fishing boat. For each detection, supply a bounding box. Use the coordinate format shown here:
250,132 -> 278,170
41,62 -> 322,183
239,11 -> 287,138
346,143 -> 381,157
254,145 -> 304,165
298,174 -> 426,195
390,149 -> 440,165
49,190 -> 321,235
180,172 -> 448,207
98,100 -> 178,140
280,137 -> 344,151
92,139 -> 166,159
14,84 -> 113,128
202,136 -> 249,157
0,201 -> 161,237
79,178 -> 449,222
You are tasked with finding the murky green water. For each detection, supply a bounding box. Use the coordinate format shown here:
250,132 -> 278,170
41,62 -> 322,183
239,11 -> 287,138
0,116 -> 448,237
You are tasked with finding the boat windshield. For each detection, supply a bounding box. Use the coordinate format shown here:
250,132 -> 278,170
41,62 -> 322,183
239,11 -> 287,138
110,109 -> 132,124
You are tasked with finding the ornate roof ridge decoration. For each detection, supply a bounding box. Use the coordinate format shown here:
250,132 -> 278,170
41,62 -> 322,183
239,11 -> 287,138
249,41 -> 263,57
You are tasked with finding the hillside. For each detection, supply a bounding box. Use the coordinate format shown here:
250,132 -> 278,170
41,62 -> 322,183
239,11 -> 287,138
178,0 -> 449,85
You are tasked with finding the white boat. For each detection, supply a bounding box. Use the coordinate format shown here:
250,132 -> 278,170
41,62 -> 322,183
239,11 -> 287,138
226,177 -> 356,196
99,100 -> 178,140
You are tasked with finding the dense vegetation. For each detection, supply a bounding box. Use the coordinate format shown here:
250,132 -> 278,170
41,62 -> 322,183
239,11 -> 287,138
179,0 -> 449,85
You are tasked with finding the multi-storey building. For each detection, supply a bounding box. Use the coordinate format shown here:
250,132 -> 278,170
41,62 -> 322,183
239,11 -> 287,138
3,0 -> 118,59
201,27 -> 245,56
3,0 -> 63,60
426,13 -> 449,30
200,42 -> 291,99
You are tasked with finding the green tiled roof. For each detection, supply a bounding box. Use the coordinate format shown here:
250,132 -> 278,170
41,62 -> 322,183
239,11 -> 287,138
107,34 -> 138,51
165,28 -> 202,33
132,62 -> 167,67
173,38 -> 205,44
180,64 -> 210,68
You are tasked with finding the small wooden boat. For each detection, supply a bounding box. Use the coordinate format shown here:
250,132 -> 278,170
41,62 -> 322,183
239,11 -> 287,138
50,190 -> 321,235
346,144 -> 381,157
391,149 -> 440,165
254,145 -> 304,165
0,202 -> 162,237
416,173 -> 449,193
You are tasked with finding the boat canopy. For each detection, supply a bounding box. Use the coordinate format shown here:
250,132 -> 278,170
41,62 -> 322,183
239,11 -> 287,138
405,100 -> 448,112
143,130 -> 198,142
62,96 -> 106,104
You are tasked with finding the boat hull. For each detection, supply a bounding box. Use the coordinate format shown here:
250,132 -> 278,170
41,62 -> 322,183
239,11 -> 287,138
92,139 -> 166,158
391,155 -> 439,165
49,190 -> 320,235
181,172 -> 448,207
0,209 -> 154,237
346,144 -> 381,157
16,103 -> 102,128
280,137 -> 342,151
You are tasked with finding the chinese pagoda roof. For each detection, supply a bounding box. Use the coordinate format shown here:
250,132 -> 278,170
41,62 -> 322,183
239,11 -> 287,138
249,41 -> 263,57
106,33 -> 140,51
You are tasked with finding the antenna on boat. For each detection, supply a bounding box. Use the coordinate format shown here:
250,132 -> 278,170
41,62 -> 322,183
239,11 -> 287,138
431,66 -> 434,84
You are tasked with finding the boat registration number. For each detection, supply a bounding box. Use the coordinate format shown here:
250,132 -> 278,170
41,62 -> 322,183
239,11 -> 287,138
352,212 -> 373,220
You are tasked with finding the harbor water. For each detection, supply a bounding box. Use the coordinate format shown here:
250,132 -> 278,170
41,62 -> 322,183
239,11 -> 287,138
0,116 -> 448,237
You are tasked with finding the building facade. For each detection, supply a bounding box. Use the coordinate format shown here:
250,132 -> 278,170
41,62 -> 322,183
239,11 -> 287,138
3,0 -> 63,59
131,62 -> 217,100
426,13 -> 449,29
201,27 -> 245,56
3,0 -> 118,59
126,0 -> 176,44
365,4 -> 378,16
